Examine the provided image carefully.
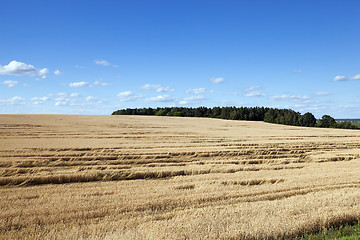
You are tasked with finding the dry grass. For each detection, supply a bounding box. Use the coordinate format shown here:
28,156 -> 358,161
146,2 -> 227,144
1,114 -> 360,239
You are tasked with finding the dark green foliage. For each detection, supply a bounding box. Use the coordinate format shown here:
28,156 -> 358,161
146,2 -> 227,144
113,106 -> 272,122
318,115 -> 336,128
299,112 -> 317,127
111,107 -> 359,130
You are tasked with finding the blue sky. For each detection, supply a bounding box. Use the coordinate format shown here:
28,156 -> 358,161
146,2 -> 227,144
1,0 -> 360,118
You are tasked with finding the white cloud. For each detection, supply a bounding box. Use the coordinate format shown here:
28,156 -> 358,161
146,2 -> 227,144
30,96 -> 50,105
54,70 -> 61,75
179,95 -> 205,105
145,95 -> 176,103
243,86 -> 260,92
186,88 -> 213,94
75,65 -> 84,69
245,91 -> 266,97
0,96 -> 25,106
85,96 -> 96,101
94,80 -> 110,86
209,77 -> 224,84
117,91 -> 143,102
94,60 -> 110,66
55,101 -> 69,106
141,84 -> 160,90
293,70 -> 302,73
0,60 -> 48,78
55,92 -> 81,106
333,74 -> 360,81
2,80 -> 18,87
140,84 -> 174,92
39,68 -> 48,76
157,86 -> 174,92
271,95 -> 310,101
316,92 -> 332,96
69,82 -> 89,88
56,92 -> 79,100
31,96 -> 49,101
85,96 -> 106,104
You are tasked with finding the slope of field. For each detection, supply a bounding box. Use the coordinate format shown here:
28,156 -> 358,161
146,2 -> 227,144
1,114 -> 360,239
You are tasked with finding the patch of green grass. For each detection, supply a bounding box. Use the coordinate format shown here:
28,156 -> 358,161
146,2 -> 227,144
295,221 -> 360,240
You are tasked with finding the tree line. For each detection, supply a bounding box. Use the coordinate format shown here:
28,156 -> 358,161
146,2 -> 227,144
111,107 -> 359,129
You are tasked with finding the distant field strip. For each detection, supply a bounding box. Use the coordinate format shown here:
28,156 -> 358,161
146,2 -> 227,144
1,115 -> 360,239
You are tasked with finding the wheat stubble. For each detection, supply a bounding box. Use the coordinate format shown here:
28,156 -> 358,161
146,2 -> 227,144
1,114 -> 360,239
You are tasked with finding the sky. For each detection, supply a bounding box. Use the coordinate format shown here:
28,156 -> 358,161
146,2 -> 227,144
1,0 -> 360,118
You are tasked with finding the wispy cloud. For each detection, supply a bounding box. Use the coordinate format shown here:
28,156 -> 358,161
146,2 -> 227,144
0,60 -> 48,78
140,84 -> 174,92
85,96 -> 106,104
85,96 -> 96,101
30,96 -> 50,105
245,91 -> 266,97
333,74 -> 360,81
93,80 -> 110,86
117,91 -> 143,102
69,82 -> 89,88
145,95 -> 176,103
94,59 -> 110,66
293,69 -> 302,73
243,86 -> 260,92
55,92 -> 81,106
316,92 -> 332,96
186,88 -> 213,94
209,77 -> 224,84
271,94 -> 310,101
2,80 -> 18,87
54,70 -> 61,76
179,95 -> 205,105
141,84 -> 160,90
0,96 -> 25,106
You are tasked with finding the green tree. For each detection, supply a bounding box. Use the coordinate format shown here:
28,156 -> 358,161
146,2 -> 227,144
299,112 -> 317,127
318,115 -> 336,128
264,109 -> 277,123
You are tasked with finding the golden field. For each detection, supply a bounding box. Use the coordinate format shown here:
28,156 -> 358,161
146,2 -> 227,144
1,114 -> 360,239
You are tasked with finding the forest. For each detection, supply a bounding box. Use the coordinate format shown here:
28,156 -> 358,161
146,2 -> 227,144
112,107 -> 359,129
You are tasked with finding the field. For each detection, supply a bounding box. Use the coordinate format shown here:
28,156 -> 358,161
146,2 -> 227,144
1,114 -> 360,239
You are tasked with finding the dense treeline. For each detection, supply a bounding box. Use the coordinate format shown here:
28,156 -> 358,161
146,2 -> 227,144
112,107 -> 359,129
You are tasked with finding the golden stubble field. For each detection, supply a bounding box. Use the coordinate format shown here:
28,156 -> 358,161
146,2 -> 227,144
1,114 -> 360,239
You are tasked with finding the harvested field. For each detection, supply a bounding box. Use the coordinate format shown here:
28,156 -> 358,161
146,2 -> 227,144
1,114 -> 360,239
